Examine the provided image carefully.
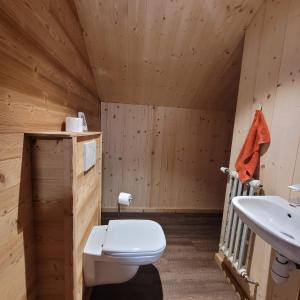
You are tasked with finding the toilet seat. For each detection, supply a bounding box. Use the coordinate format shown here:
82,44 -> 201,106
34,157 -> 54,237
84,219 -> 166,261
103,219 -> 166,256
83,219 -> 166,286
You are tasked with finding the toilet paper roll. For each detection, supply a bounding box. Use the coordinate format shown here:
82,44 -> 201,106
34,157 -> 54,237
118,192 -> 133,206
66,117 -> 83,132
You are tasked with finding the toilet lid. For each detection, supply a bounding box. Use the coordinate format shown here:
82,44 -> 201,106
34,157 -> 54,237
103,219 -> 166,255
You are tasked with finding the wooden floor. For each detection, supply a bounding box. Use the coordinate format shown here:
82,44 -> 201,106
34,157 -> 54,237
91,213 -> 239,300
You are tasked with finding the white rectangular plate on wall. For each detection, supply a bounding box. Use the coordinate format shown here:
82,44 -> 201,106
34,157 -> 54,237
84,140 -> 97,171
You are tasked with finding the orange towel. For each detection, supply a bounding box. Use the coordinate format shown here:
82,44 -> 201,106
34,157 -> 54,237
235,110 -> 270,182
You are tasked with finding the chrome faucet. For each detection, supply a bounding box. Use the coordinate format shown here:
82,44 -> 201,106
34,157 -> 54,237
288,184 -> 300,207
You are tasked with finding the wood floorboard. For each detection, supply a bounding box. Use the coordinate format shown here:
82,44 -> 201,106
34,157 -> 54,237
90,213 -> 239,300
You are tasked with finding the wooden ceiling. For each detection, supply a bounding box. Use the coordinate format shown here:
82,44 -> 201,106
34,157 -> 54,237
75,0 -> 264,111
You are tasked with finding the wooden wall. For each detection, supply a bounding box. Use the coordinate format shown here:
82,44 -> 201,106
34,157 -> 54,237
0,0 -> 100,133
101,102 -> 234,212
73,134 -> 102,300
0,134 -> 35,300
0,1 -> 100,299
226,0 -> 300,298
31,137 -> 70,299
30,133 -> 102,300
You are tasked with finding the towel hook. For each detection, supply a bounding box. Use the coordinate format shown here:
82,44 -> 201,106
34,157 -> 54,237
257,103 -> 263,111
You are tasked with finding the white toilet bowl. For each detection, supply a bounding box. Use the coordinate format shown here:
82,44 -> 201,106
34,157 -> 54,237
83,219 -> 166,287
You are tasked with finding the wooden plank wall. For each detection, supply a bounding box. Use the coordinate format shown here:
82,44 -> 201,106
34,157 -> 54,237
73,135 -> 102,300
0,1 -> 101,299
225,0 -> 300,299
101,102 -> 234,212
0,0 -> 100,132
31,137 -> 70,299
0,134 -> 35,300
30,134 -> 102,300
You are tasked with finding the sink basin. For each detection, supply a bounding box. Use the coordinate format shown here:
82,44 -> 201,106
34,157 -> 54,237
232,196 -> 300,264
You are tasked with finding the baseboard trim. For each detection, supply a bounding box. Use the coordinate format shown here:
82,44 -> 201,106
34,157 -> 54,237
101,207 -> 223,214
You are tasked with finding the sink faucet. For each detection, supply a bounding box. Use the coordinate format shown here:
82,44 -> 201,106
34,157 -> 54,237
288,184 -> 300,207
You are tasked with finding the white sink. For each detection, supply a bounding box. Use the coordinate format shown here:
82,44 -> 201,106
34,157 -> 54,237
232,196 -> 300,264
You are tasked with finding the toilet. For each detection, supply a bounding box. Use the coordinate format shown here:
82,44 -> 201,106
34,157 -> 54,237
83,219 -> 166,287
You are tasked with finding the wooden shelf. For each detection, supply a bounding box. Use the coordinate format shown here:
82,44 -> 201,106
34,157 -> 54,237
25,131 -> 101,138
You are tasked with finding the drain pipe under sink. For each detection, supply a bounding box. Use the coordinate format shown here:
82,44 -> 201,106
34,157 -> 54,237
271,253 -> 299,284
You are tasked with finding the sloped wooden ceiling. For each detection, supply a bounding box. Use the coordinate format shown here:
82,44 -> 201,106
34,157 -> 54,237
75,0 -> 264,111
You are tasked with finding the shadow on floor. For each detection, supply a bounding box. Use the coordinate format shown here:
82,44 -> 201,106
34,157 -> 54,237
91,264 -> 163,300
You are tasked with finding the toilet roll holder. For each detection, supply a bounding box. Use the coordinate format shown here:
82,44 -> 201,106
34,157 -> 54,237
117,193 -> 133,218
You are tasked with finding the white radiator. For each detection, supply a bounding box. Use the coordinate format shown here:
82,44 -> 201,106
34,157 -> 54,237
219,167 -> 262,279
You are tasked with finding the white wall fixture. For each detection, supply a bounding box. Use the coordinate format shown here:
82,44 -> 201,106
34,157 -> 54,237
83,140 -> 97,172
83,220 -> 166,287
233,195 -> 300,283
